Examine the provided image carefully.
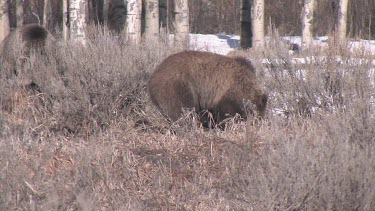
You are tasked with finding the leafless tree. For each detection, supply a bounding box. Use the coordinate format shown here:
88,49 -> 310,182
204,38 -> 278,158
173,0 -> 189,45
62,0 -> 68,40
253,0 -> 264,47
43,0 -> 49,27
302,0 -> 315,49
69,0 -> 87,44
126,0 -> 142,44
4,0 -> 373,43
0,0 -> 10,42
145,0 -> 159,40
240,0 -> 252,49
15,0 -> 23,27
337,0 -> 348,41
107,0 -> 126,33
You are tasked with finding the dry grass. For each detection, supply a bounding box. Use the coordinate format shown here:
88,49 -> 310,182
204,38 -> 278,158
0,26 -> 374,210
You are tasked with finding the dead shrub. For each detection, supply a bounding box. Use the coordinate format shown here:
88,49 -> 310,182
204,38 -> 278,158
0,26 -> 176,137
0,26 -> 374,210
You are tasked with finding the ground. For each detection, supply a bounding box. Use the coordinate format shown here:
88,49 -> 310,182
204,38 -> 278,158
0,29 -> 374,210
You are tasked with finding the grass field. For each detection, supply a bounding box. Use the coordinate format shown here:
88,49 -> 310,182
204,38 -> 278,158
0,27 -> 374,210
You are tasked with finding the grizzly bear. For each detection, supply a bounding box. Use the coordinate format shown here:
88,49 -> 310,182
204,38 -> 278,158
0,23 -> 53,67
148,51 -> 268,128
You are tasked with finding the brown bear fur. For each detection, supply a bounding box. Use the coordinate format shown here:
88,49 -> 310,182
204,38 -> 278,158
0,23 -> 54,66
148,51 -> 268,128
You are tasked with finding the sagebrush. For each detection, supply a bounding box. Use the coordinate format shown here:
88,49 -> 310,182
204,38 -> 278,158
0,27 -> 374,210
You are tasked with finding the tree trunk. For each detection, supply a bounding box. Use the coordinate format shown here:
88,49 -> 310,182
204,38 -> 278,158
145,0 -> 159,40
96,0 -> 107,25
62,0 -> 68,41
69,0 -> 87,44
173,0 -> 189,45
126,0 -> 142,44
0,0 -> 10,42
218,0 -> 223,32
240,0 -> 252,49
108,0 -> 126,33
301,0 -> 315,49
159,0 -> 168,31
369,13 -> 372,40
16,0 -> 23,27
337,0 -> 349,41
234,0 -> 239,33
253,0 -> 264,47
87,0 -> 95,23
43,0 -> 49,27
103,0 -> 108,23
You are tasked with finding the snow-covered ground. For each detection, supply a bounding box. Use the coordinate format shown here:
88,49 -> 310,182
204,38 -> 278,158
190,33 -> 375,56
190,34 -> 375,115
190,34 -> 240,55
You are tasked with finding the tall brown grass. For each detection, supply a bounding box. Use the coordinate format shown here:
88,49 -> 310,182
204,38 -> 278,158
0,26 -> 374,210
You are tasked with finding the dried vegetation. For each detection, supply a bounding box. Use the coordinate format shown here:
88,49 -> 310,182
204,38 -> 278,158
0,26 -> 374,210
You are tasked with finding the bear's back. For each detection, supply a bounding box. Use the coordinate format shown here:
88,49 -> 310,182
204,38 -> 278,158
149,51 -> 258,109
153,51 -> 255,86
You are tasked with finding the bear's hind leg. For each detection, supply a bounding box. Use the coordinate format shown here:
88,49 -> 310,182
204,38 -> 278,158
156,80 -> 196,122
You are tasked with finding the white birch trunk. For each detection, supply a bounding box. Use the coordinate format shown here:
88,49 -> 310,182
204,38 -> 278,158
145,0 -> 159,40
337,0 -> 349,41
0,0 -> 10,42
301,0 -> 315,49
253,0 -> 264,48
126,0 -> 142,44
69,0 -> 87,44
62,0 -> 68,41
43,0 -> 49,27
16,0 -> 23,27
173,0 -> 189,45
